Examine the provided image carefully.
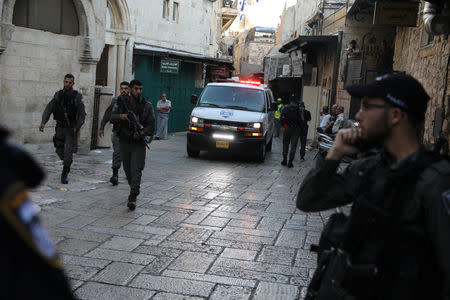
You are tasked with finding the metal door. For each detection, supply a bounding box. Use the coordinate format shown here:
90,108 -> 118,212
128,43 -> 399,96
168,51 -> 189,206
134,56 -> 203,133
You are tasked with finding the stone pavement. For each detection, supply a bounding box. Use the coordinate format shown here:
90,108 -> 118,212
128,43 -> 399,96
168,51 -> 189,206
26,132 -> 334,300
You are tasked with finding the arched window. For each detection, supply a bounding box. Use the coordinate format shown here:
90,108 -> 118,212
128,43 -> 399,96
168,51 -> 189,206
13,0 -> 80,36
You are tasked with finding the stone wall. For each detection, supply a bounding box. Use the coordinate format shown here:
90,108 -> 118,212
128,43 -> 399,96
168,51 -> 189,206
0,27 -> 98,148
247,42 -> 274,66
0,0 -> 105,148
394,20 -> 450,149
130,0 -> 219,57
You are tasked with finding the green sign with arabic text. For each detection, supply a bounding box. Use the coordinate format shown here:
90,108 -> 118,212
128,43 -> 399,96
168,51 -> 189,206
160,59 -> 180,74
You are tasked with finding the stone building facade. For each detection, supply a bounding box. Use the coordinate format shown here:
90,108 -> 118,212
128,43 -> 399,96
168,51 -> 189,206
394,17 -> 450,147
277,0 -> 449,151
0,0 -> 105,149
0,0 -> 227,147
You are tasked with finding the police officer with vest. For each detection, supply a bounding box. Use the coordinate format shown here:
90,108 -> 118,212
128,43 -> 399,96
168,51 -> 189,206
280,95 -> 302,168
297,73 -> 450,300
110,79 -> 155,210
39,74 -> 86,184
274,97 -> 284,137
0,125 -> 75,299
99,81 -> 130,186
298,101 -> 312,161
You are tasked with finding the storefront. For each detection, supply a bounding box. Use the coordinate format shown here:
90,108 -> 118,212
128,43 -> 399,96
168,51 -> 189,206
133,44 -> 233,133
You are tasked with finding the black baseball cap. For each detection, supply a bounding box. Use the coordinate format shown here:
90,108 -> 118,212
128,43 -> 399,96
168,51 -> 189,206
346,73 -> 430,120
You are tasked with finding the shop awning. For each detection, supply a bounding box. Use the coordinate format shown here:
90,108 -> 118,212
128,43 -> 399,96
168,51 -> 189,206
279,35 -> 338,54
134,43 -> 234,69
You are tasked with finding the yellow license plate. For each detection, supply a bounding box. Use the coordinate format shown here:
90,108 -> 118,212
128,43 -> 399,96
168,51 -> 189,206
216,141 -> 229,149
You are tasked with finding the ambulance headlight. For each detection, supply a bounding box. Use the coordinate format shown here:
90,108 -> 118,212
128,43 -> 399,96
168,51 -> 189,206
253,122 -> 261,129
191,116 -> 203,123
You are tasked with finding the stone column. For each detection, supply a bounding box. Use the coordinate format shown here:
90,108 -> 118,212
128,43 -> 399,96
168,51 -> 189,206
124,37 -> 134,81
116,41 -> 126,95
107,44 -> 117,91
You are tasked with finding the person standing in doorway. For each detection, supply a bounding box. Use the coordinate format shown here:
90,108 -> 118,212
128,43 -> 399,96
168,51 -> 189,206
98,81 -> 130,186
274,98 -> 284,137
110,80 -> 155,210
39,74 -> 86,184
298,101 -> 312,161
154,93 -> 171,140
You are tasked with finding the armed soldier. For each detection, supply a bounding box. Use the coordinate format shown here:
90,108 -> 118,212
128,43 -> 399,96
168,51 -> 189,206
98,81 -> 130,186
297,73 -> 450,300
110,79 -> 155,210
39,74 -> 86,184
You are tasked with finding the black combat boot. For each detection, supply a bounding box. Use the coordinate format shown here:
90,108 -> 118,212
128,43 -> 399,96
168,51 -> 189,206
61,166 -> 70,184
287,161 -> 293,168
281,158 -> 287,166
109,168 -> 119,186
127,194 -> 137,210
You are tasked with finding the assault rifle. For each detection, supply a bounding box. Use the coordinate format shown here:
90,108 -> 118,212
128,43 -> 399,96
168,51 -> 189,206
127,110 -> 150,149
120,96 -> 151,149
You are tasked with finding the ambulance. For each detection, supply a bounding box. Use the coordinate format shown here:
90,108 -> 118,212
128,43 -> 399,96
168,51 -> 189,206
187,79 -> 276,162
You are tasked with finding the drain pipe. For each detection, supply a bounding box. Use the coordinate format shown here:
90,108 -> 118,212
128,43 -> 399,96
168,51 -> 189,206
423,1 -> 450,35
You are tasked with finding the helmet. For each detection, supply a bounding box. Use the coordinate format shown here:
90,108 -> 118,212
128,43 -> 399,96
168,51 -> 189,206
277,98 -> 282,102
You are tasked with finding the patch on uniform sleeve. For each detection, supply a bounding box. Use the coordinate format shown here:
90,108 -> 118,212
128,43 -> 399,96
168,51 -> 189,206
443,190 -> 450,215
16,199 -> 57,259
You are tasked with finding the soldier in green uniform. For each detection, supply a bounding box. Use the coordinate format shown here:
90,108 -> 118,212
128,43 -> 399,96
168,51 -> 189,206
0,125 -> 75,299
297,73 -> 450,300
39,74 -> 86,184
110,79 -> 155,210
99,81 -> 130,186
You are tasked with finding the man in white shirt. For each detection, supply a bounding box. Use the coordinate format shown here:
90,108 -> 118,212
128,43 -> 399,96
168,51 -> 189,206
319,106 -> 331,132
155,93 -> 171,140
332,105 -> 346,133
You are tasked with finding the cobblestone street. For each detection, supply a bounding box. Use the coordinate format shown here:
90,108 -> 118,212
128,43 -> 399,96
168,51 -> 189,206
27,133 -> 332,300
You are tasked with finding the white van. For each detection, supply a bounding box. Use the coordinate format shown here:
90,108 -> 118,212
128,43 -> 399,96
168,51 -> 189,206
187,80 -> 276,162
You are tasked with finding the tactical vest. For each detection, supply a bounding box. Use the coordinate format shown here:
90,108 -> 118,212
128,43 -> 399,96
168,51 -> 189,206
53,90 -> 80,126
275,103 -> 283,119
117,97 -> 149,143
308,149 -> 445,300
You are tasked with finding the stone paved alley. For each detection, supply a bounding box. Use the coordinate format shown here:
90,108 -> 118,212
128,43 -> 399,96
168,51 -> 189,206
27,133 -> 333,300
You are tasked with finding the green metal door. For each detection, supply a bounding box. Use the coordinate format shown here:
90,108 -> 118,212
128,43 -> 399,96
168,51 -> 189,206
134,55 -> 203,133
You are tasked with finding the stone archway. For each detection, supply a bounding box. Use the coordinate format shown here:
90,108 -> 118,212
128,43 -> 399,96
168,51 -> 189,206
101,0 -> 132,93
1,0 -> 92,34
1,0 -> 98,59
108,0 -> 131,31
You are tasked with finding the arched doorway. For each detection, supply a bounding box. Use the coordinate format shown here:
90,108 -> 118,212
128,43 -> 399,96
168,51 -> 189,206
0,0 -> 98,146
